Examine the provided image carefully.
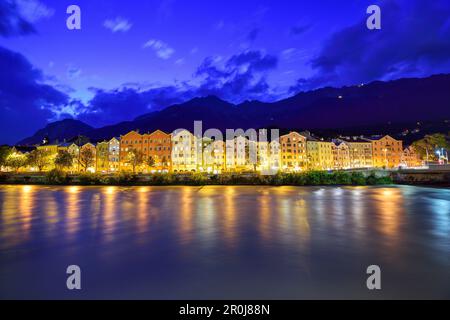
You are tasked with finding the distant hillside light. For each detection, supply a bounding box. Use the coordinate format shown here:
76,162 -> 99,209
338,95 -> 343,99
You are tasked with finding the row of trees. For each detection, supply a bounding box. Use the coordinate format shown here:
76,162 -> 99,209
125,149 -> 168,173
0,147 -> 96,173
0,146 -> 168,174
411,133 -> 450,161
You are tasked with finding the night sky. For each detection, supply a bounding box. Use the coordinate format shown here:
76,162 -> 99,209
1,0 -> 450,144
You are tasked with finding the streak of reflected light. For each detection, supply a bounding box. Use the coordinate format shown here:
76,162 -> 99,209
223,187 -> 237,248
65,186 -> 81,239
102,187 -> 117,243
19,185 -> 34,239
179,187 -> 194,244
136,186 -> 150,242
372,187 -> 404,245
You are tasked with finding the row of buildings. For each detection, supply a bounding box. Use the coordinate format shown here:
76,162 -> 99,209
16,129 -> 423,174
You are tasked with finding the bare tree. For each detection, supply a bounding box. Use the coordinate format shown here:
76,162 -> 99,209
27,149 -> 51,172
79,148 -> 95,172
126,149 -> 145,173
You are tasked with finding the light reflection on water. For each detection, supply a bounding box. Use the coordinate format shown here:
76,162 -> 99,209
0,185 -> 449,299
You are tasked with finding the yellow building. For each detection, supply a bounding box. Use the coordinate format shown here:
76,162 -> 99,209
337,138 -> 373,168
225,135 -> 256,172
37,144 -> 58,155
304,133 -> 333,171
331,141 -> 350,169
202,139 -> 226,173
171,129 -> 198,172
365,135 -> 403,168
257,140 -> 280,174
280,132 -> 307,171
96,141 -> 110,173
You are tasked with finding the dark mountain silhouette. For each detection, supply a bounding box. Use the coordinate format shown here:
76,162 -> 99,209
18,74 -> 450,145
17,119 -> 93,145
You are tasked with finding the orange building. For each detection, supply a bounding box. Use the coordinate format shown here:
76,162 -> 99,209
143,130 -> 172,170
280,132 -> 307,171
120,130 -> 143,171
120,130 -> 172,172
366,135 -> 403,168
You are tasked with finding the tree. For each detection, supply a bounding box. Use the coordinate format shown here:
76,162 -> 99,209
126,149 -> 144,173
55,150 -> 74,171
27,149 -> 51,172
253,158 -> 261,173
161,156 -> 168,168
79,148 -> 95,172
412,133 -> 450,161
5,150 -> 28,173
0,146 -> 12,170
147,156 -> 156,168
73,135 -> 90,146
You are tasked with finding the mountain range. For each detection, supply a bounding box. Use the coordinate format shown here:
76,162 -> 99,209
18,74 -> 450,145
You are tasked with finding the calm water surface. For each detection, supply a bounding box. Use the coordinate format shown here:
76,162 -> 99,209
0,185 -> 449,299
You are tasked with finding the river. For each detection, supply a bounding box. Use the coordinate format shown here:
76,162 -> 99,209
0,185 -> 449,299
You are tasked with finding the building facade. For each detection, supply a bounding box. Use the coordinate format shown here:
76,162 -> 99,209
306,140 -> 334,170
202,139 -> 226,173
96,141 -> 110,173
337,139 -> 373,168
144,130 -> 171,171
108,138 -> 120,172
331,142 -> 350,170
225,135 -> 256,172
280,132 -> 307,171
171,129 -> 198,172
367,135 -> 403,168
120,131 -> 144,172
401,146 -> 423,168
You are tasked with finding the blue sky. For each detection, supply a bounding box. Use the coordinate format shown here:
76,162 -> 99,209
1,0 -> 450,143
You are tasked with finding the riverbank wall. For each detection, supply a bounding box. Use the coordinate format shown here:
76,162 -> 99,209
392,169 -> 450,186
0,170 -> 393,186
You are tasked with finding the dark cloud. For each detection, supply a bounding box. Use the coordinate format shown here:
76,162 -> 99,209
1,45 -> 281,144
0,46 -> 69,144
196,50 -> 278,102
196,57 -> 231,79
77,85 -> 197,127
76,50 -> 280,128
226,50 -> 277,72
0,0 -> 36,37
292,0 -> 450,92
